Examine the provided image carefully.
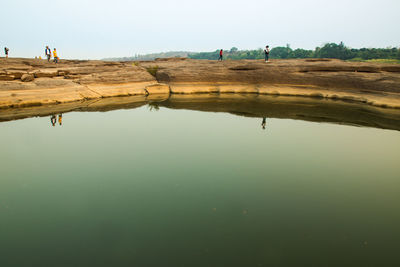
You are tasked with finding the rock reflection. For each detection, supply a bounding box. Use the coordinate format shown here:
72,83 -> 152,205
2,94 -> 400,131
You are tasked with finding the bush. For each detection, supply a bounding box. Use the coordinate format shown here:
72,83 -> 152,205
146,66 -> 159,77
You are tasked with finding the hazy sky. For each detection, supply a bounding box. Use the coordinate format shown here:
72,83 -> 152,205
1,0 -> 399,59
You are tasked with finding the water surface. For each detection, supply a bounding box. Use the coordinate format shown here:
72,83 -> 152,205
0,104 -> 399,267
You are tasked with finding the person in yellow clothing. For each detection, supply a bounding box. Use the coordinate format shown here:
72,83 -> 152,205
53,48 -> 59,63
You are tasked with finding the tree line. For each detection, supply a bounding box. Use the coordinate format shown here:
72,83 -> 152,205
188,42 -> 400,60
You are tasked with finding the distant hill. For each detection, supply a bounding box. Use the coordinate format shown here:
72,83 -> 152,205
103,51 -> 192,61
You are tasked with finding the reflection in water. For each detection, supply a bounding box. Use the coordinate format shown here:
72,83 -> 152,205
1,105 -> 400,266
158,94 -> 400,131
50,115 -> 56,126
2,94 -> 400,131
148,102 -> 160,111
261,117 -> 266,129
50,114 -> 63,126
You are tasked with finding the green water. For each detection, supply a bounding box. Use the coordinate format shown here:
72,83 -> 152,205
0,106 -> 399,267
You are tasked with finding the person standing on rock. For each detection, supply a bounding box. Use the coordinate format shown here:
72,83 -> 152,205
45,46 -> 51,62
219,49 -> 223,61
264,45 -> 270,62
4,47 -> 9,58
53,48 -> 58,63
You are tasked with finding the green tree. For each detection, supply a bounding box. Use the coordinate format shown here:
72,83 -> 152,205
314,42 -> 354,59
270,46 -> 293,59
186,43 -> 399,61
290,49 -> 313,58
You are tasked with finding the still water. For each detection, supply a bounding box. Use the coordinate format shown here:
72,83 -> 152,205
0,105 -> 399,267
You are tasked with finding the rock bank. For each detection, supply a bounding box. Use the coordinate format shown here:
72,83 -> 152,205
140,58 -> 400,108
0,58 -> 169,109
1,57 -> 400,109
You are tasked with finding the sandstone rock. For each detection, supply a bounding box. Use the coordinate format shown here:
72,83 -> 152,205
0,75 -> 15,81
155,57 -> 187,62
155,71 -> 171,82
6,70 -> 26,79
1,57 -> 399,110
145,83 -> 170,95
140,59 -> 400,95
64,74 -> 80,79
381,66 -> 400,73
21,74 -> 34,82
57,70 -> 70,76
34,70 -> 58,78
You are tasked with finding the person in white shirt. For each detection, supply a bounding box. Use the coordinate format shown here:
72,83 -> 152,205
264,45 -> 270,62
45,46 -> 51,62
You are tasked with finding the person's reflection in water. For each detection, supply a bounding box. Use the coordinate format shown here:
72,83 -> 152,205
50,115 -> 56,126
261,117 -> 266,130
58,114 -> 62,126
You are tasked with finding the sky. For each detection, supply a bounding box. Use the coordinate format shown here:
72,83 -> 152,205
1,0 -> 399,59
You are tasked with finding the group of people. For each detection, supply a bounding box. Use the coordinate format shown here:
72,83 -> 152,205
5,45 -> 272,63
45,46 -> 59,63
50,114 -> 63,126
4,45 -> 271,63
218,45 -> 270,62
3,46 -> 59,63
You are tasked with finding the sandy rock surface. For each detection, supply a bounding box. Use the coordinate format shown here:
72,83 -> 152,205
0,58 -> 159,108
140,58 -> 400,108
1,57 -> 400,110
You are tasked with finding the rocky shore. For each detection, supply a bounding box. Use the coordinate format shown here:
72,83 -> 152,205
1,57 -> 400,110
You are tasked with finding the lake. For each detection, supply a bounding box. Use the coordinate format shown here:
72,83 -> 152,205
0,96 -> 399,267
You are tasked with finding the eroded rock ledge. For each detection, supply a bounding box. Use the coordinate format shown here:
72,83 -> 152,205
1,57 -> 400,109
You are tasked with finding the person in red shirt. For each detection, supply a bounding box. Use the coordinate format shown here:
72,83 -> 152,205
219,49 -> 223,61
